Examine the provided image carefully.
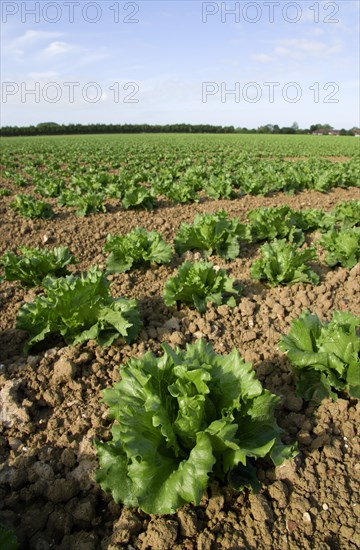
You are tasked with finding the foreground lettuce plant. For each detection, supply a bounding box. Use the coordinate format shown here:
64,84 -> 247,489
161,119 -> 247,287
104,228 -> 172,273
163,260 -> 240,312
280,310 -> 360,402
95,339 -> 296,515
1,246 -> 76,287
17,267 -> 141,351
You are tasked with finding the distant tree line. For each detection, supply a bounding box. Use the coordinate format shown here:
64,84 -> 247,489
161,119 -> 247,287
245,122 -> 359,136
0,121 -> 358,137
0,123 -> 236,137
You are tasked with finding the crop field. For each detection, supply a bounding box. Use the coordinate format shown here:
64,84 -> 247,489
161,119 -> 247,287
0,133 -> 359,550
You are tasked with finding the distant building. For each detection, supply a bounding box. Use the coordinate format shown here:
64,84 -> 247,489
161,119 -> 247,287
312,130 -> 342,136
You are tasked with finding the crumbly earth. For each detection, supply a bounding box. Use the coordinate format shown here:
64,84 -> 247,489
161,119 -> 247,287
0,186 -> 359,550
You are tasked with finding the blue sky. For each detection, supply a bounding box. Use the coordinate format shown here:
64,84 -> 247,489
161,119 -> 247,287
1,0 -> 359,128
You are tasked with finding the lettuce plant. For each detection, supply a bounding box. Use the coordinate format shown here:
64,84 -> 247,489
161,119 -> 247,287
163,261 -> 240,312
280,310 -> 360,402
10,194 -> 54,219
319,228 -> 360,268
292,208 -> 329,231
174,210 -> 249,260
331,200 -> 360,228
34,178 -> 65,198
122,185 -> 154,210
95,339 -> 296,515
17,267 -> 141,351
250,240 -> 319,286
248,206 -> 305,244
205,175 -> 236,199
0,246 -> 76,287
164,181 -> 199,204
104,228 -> 172,273
58,190 -> 106,216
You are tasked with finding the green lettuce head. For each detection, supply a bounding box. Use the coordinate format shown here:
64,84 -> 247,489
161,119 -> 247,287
95,339 -> 296,514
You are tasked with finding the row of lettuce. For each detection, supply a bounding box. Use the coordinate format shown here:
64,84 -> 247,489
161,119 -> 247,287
2,156 -> 360,216
1,202 -> 358,394
2,203 -> 360,290
2,132 -> 359,164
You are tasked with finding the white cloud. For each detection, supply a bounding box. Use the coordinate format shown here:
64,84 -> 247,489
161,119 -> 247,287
15,30 -> 63,44
4,30 -> 64,59
254,37 -> 344,64
310,28 -> 325,37
27,71 -> 59,80
43,41 -> 73,55
274,47 -> 291,55
276,38 -> 343,57
252,53 -> 274,63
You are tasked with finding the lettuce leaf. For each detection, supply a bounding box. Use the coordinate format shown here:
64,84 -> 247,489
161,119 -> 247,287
280,310 -> 360,402
95,339 -> 296,514
0,525 -> 18,550
331,200 -> 360,228
122,185 -> 154,210
205,175 -> 236,200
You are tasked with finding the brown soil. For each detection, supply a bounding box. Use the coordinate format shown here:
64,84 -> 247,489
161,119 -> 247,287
0,187 -> 359,550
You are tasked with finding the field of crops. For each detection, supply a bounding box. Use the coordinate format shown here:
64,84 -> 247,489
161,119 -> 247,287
0,133 -> 359,550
